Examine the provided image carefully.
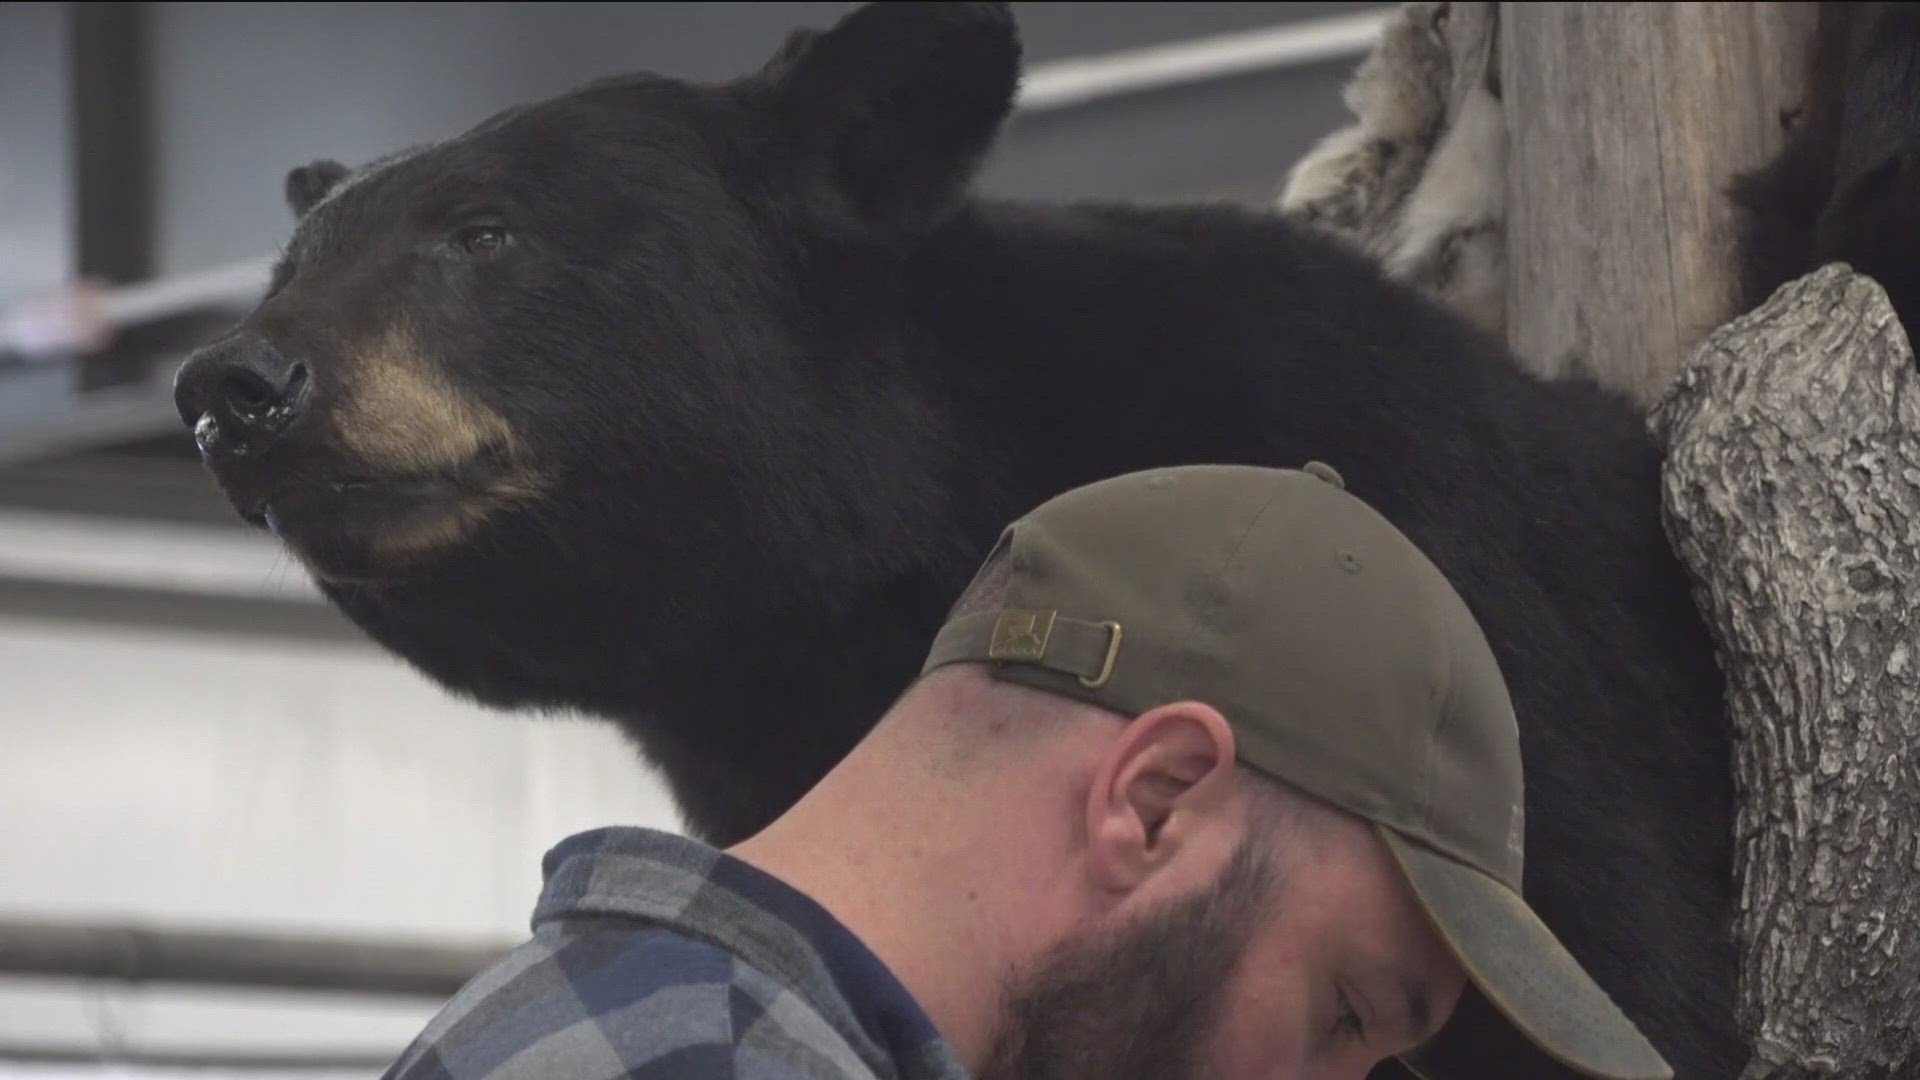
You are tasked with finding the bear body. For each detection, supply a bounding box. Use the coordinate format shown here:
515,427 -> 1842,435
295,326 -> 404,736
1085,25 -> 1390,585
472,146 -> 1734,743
1737,1 -> 1920,334
172,4 -> 1741,1077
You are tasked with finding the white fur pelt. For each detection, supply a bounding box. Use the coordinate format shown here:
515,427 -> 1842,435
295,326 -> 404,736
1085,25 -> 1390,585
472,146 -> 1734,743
1277,2 -> 1508,340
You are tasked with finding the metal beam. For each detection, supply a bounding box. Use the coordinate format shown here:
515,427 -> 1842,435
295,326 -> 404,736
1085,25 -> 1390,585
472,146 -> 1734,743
67,0 -> 169,408
68,1 -> 156,286
0,918 -> 511,998
0,575 -> 366,649
0,506 -> 318,603
0,1043 -> 402,1073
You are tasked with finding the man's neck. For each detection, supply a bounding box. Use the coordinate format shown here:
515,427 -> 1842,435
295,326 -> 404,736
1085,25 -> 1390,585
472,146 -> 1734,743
726,792 -> 1020,1071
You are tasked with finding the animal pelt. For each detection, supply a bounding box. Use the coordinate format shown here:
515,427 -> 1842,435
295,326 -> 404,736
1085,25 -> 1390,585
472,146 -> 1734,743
1277,2 -> 1508,340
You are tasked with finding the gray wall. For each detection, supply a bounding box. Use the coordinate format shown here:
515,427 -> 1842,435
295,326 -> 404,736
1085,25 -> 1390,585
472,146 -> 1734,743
0,2 -> 73,300
147,2 -> 1366,274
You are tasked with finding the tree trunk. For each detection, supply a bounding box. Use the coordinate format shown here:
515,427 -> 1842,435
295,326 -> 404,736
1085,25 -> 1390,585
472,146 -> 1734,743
1501,2 -> 1819,407
1650,262 -> 1920,1080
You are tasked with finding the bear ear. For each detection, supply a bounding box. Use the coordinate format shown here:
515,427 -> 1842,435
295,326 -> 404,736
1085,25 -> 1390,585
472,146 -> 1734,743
758,2 -> 1021,242
760,26 -> 822,80
285,159 -> 351,218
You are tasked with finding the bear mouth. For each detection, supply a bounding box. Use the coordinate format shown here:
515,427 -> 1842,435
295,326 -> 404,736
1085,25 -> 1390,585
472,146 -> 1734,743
242,443 -> 515,556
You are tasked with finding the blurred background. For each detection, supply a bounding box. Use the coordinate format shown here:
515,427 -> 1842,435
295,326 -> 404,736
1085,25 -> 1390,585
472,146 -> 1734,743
0,2 -> 1382,1075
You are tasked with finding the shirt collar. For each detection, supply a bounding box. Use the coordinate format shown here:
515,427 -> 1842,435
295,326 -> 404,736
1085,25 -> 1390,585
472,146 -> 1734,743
534,826 -> 966,1080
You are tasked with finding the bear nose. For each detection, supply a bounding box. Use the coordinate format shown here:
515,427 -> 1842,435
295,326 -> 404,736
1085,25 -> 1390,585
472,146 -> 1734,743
173,332 -> 312,455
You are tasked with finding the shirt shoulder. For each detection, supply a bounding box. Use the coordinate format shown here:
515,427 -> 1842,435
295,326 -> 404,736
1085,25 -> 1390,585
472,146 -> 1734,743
383,921 -> 885,1080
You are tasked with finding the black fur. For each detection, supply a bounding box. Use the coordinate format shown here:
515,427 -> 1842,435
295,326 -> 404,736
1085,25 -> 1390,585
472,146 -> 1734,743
181,5 -> 1741,1077
285,159 -> 351,218
1736,2 -> 1920,336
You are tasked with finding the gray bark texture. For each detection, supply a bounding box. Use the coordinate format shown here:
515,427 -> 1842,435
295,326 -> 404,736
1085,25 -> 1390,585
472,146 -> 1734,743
1649,262 -> 1920,1080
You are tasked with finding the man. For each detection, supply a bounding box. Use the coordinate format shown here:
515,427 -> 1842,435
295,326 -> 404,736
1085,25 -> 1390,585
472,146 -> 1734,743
383,463 -> 1670,1080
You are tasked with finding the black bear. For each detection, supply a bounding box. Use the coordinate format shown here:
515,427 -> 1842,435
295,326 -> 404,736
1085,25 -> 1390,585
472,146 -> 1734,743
172,4 -> 1740,1077
1736,1 -> 1920,336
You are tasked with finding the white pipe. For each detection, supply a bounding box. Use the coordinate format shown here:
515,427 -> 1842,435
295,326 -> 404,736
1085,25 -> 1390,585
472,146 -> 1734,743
1017,8 -> 1389,113
96,256 -> 278,327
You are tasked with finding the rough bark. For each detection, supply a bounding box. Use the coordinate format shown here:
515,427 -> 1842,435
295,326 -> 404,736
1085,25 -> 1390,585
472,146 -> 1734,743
1649,262 -> 1920,1080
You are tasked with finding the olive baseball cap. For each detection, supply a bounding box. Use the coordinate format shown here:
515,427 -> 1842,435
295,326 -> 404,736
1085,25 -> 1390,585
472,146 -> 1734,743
919,463 -> 1670,1080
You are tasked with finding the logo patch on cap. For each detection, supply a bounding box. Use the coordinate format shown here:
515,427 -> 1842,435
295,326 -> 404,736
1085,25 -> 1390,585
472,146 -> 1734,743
989,608 -> 1056,662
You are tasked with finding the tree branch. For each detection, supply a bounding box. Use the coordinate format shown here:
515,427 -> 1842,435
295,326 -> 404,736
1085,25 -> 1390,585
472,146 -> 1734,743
1650,262 -> 1920,1080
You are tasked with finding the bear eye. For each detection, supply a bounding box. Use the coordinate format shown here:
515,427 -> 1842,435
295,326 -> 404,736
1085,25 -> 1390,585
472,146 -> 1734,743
453,223 -> 511,256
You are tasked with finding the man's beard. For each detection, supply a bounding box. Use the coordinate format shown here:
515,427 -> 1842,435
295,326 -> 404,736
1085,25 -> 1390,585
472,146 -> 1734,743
973,840 -> 1284,1080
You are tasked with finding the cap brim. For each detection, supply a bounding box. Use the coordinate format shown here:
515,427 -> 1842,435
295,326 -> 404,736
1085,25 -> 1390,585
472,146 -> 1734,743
1376,826 -> 1673,1080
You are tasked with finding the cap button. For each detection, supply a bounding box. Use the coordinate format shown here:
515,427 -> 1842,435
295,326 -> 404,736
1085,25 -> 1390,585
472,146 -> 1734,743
1302,461 -> 1346,490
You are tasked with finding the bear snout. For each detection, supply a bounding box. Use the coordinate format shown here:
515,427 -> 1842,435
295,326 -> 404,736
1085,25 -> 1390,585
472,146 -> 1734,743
174,331 -> 314,458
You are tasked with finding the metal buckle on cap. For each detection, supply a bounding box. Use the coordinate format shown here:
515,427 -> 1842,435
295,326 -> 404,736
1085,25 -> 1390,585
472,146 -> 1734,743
1079,620 -> 1123,689
988,609 -> 1122,690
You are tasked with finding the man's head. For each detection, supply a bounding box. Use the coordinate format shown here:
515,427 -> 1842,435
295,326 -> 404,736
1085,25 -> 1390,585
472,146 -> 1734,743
740,463 -> 1670,1080
884,661 -> 1467,1080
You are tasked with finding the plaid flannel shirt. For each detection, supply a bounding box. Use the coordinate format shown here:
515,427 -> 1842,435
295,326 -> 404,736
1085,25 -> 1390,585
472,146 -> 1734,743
383,826 -> 970,1080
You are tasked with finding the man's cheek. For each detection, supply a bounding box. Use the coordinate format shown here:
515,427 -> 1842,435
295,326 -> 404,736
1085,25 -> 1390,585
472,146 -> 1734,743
1207,963 -> 1318,1078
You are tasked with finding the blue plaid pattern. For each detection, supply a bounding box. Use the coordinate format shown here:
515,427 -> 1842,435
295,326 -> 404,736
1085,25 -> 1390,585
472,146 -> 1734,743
384,827 -> 970,1080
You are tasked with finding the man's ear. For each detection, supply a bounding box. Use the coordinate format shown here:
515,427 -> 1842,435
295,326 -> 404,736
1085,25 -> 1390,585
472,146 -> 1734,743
1083,701 -> 1241,895
285,160 -> 350,218
755,2 -> 1021,243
